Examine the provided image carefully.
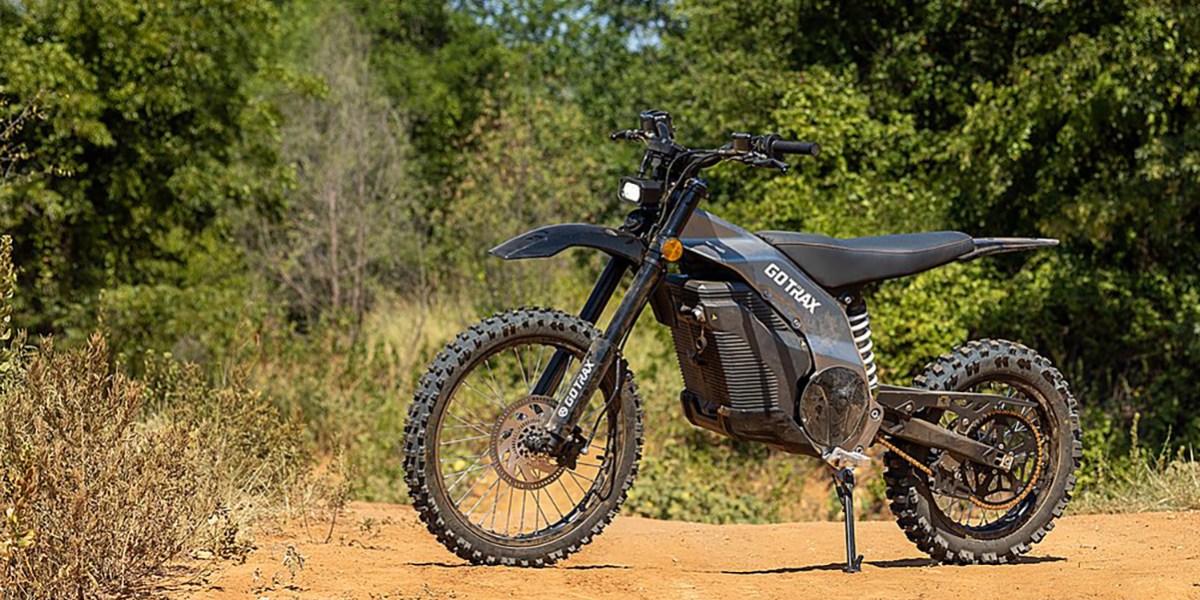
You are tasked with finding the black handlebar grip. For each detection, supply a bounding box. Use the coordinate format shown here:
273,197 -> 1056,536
771,139 -> 820,157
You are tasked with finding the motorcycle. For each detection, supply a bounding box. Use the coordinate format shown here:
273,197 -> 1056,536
403,110 -> 1082,572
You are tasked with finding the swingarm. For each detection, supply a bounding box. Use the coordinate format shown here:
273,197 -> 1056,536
876,385 -> 1037,471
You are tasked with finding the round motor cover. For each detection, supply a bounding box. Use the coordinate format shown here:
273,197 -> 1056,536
798,366 -> 871,451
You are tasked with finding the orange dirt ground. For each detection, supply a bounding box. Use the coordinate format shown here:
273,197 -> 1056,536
173,502 -> 1200,600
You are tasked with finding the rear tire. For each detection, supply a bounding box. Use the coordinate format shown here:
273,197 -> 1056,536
403,308 -> 643,567
883,339 -> 1083,565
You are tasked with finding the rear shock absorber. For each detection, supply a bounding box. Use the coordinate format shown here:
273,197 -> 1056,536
847,303 -> 879,393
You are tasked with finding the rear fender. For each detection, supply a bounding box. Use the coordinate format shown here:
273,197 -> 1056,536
489,224 -> 646,265
959,238 -> 1059,260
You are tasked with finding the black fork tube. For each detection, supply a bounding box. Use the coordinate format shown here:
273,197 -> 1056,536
541,180 -> 708,438
531,257 -> 629,397
540,253 -> 665,435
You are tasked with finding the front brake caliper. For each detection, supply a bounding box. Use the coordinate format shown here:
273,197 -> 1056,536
554,427 -> 588,470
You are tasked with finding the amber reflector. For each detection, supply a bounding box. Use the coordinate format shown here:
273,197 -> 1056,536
662,237 -> 683,262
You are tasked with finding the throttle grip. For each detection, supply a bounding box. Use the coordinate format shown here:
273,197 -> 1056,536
771,139 -> 820,157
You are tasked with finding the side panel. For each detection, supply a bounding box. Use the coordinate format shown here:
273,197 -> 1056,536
489,223 -> 646,265
680,210 -> 865,377
680,210 -> 882,456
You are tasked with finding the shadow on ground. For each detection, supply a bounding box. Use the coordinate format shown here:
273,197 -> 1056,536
711,555 -> 1065,575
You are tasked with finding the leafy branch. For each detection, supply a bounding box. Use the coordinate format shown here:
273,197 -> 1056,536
0,92 -> 45,184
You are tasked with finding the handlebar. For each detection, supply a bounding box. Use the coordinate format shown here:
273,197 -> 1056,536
750,133 -> 819,159
607,111 -> 828,234
769,139 -> 820,158
610,110 -> 821,183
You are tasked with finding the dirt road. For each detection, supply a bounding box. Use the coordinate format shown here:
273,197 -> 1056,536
177,503 -> 1200,600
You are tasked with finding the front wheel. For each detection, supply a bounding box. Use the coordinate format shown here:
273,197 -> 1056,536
883,339 -> 1083,564
403,308 -> 643,567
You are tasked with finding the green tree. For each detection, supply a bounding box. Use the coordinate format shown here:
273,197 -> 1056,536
246,4 -> 419,328
0,0 -> 286,334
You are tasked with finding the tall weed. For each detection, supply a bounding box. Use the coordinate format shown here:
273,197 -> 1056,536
1074,414 -> 1200,513
0,236 -> 314,598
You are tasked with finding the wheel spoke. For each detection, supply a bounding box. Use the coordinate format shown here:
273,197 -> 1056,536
440,451 -> 486,463
486,482 -> 507,530
505,481 -> 515,535
440,433 -> 490,446
461,379 -> 506,411
445,411 -> 491,436
464,475 -> 502,519
514,347 -> 531,393
566,468 -> 590,496
519,489 -> 527,533
443,463 -> 490,478
566,468 -> 596,487
557,478 -> 577,511
531,345 -> 547,393
544,484 -> 565,520
454,465 -> 492,506
484,357 -> 509,406
445,454 -> 489,493
533,488 -> 552,530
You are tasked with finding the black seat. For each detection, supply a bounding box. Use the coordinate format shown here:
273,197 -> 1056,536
756,231 -> 976,290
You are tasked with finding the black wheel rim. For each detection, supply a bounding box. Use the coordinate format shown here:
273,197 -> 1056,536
429,336 -> 621,545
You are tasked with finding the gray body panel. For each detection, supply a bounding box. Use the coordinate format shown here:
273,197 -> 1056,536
679,209 -> 883,455
680,210 -> 865,376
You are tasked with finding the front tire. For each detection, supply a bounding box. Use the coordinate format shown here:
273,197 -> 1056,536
403,308 -> 643,567
883,339 -> 1083,564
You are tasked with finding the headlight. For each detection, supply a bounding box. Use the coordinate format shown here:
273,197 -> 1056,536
616,177 -> 663,205
620,181 -> 642,203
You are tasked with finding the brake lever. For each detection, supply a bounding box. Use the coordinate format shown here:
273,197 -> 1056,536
741,153 -> 790,173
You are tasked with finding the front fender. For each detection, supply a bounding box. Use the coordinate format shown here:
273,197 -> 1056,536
488,224 -> 646,265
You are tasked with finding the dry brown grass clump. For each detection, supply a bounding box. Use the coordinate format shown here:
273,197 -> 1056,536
0,235 -> 313,598
0,335 -> 209,597
0,339 -> 313,598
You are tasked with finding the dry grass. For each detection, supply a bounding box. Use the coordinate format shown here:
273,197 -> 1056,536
0,335 -> 208,597
1073,424 -> 1200,514
0,236 -> 317,598
238,293 -> 479,503
0,334 -> 317,598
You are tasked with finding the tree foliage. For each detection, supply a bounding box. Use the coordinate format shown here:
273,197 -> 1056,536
247,4 -> 418,326
652,0 -> 1200,448
0,0 -> 286,332
1,0 -> 1197,500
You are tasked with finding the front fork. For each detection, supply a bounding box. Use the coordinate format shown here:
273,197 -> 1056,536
532,180 -> 706,460
529,256 -> 630,398
543,250 -> 666,438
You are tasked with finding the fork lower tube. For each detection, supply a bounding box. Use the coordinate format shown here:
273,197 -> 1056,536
531,257 -> 629,397
542,253 -> 665,436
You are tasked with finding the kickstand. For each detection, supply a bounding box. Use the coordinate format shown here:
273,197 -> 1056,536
833,467 -> 864,573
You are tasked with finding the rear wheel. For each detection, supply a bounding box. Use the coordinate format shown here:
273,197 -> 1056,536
403,308 -> 643,567
883,339 -> 1082,564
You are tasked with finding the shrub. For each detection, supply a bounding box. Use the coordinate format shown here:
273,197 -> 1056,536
0,335 -> 204,597
0,236 -> 312,598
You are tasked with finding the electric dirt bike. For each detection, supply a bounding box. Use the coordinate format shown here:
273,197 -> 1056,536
404,110 -> 1082,572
